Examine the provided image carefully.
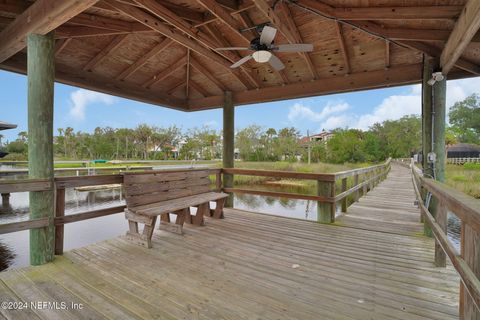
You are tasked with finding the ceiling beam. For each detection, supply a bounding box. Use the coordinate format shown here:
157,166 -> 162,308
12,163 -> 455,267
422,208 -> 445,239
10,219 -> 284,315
400,41 -> 480,75
109,0 -> 257,90
83,34 -> 129,71
0,0 -> 99,63
167,79 -> 186,95
334,21 -> 350,74
294,1 -> 463,20
143,55 -> 187,88
116,38 -> 172,81
1,52 -> 187,110
440,0 -> 480,75
188,64 -> 423,110
54,38 -> 71,57
276,2 -> 317,80
194,3 -> 255,28
186,49 -> 191,98
385,41 -> 390,69
195,0 -> 250,45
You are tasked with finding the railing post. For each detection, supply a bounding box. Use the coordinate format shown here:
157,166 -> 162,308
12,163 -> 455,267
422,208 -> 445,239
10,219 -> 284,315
341,177 -> 347,213
363,172 -> 368,195
1,193 -> 10,209
317,180 -> 335,223
354,174 -> 359,202
460,222 -> 480,319
215,170 -> 222,192
54,187 -> 65,255
434,200 -> 447,267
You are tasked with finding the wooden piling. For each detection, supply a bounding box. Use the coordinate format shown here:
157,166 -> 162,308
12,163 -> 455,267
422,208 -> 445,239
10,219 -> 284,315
27,32 -> 55,265
223,91 -> 234,208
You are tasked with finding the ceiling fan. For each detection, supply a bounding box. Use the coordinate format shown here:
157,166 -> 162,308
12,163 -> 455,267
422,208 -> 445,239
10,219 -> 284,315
216,25 -> 314,71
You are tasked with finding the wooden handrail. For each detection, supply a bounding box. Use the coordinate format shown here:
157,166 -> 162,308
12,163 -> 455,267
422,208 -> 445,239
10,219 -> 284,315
334,158 -> 391,179
0,178 -> 52,193
411,159 -> 480,315
221,168 -> 336,181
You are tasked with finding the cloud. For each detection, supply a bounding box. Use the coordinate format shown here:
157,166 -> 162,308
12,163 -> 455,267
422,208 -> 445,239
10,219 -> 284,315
69,89 -> 114,121
318,77 -> 480,131
288,101 -> 350,122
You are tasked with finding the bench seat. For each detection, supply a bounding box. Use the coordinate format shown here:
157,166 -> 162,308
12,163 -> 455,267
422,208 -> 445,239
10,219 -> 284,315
130,192 -> 229,216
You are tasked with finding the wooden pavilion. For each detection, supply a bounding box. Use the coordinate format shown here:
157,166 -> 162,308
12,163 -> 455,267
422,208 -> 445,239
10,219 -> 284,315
0,0 -> 480,319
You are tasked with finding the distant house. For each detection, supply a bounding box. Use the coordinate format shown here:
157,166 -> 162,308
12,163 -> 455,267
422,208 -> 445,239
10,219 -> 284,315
447,143 -> 480,158
299,131 -> 334,146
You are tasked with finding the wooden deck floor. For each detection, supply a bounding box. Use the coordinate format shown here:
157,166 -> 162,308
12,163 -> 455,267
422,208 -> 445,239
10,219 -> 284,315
0,165 -> 460,320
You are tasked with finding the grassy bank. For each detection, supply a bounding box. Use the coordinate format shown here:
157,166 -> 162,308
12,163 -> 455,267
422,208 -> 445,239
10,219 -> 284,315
445,163 -> 480,199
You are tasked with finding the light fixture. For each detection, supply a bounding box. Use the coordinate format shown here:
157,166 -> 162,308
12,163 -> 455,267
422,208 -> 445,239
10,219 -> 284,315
427,72 -> 444,86
252,50 -> 272,63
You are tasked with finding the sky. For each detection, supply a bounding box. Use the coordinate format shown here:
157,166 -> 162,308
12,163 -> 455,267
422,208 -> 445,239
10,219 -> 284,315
1,69 -> 479,142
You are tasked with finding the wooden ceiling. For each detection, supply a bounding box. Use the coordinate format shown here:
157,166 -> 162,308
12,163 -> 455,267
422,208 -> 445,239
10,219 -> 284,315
0,0 -> 479,111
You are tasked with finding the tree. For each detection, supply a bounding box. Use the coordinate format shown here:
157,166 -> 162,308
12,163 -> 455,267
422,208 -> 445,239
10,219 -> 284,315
448,94 -> 480,144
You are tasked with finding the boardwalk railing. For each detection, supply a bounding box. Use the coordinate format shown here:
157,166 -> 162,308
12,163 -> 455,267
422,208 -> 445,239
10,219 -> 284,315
411,159 -> 480,317
223,158 -> 391,223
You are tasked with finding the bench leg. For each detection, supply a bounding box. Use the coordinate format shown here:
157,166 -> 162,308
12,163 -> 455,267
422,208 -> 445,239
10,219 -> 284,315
213,198 -> 226,219
158,213 -> 170,229
192,203 -> 209,226
185,207 -> 192,224
125,211 -> 157,248
159,210 -> 185,235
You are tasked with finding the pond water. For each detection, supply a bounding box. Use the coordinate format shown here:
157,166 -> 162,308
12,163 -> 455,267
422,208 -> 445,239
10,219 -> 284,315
0,164 -> 462,271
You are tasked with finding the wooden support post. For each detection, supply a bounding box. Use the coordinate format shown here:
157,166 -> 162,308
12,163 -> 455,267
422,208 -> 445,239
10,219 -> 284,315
434,202 -> 447,267
433,76 -> 447,183
354,174 -> 359,202
54,188 -> 65,255
460,222 -> 480,319
215,171 -> 222,192
341,177 -> 347,213
223,91 -> 234,208
1,193 -> 10,209
28,32 -> 55,266
422,57 -> 434,237
317,181 -> 335,223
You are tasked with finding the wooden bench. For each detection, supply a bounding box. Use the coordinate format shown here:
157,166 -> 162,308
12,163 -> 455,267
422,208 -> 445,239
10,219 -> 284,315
123,169 -> 228,248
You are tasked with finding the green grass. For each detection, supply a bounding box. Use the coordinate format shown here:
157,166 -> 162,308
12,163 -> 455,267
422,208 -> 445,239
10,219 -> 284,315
445,164 -> 480,199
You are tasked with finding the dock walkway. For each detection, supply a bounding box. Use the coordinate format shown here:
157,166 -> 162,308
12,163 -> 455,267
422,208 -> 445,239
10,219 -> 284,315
0,164 -> 460,319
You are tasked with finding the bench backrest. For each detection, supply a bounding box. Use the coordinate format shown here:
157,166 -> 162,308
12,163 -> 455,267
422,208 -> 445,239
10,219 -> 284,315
123,169 -> 212,208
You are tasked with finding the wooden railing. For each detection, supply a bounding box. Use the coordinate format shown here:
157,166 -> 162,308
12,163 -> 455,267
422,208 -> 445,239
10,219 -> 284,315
447,157 -> 480,165
223,158 -> 391,223
411,159 -> 480,317
0,169 -> 222,254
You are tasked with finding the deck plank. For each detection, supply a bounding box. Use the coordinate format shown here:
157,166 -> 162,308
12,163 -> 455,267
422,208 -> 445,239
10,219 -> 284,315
0,163 -> 460,319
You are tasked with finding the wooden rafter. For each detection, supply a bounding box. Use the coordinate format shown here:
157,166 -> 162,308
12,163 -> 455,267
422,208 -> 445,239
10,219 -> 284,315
294,1 -> 463,20
116,38 -> 172,81
385,41 -> 390,69
195,0 -> 250,45
83,34 -> 128,71
54,38 -> 71,57
194,3 -> 256,28
0,0 -> 99,63
186,49 -> 191,98
251,0 -> 296,45
189,64 -> 423,110
143,55 -> 187,88
190,56 -> 226,92
334,21 -> 350,74
189,80 -> 210,97
167,79 -> 186,95
110,0 -> 258,90
277,2 -> 317,80
440,0 -> 480,75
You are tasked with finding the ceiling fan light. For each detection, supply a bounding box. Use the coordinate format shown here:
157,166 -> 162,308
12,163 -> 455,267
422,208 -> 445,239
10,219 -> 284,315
252,50 -> 272,63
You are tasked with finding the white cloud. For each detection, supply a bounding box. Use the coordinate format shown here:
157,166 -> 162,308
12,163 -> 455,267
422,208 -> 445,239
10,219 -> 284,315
288,101 -> 350,122
69,89 -> 114,121
317,77 -> 480,131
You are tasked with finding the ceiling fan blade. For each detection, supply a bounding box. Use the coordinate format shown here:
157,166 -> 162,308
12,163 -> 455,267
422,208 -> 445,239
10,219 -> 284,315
275,44 -> 314,52
216,47 -> 250,51
231,55 -> 253,68
260,26 -> 277,45
268,54 -> 285,71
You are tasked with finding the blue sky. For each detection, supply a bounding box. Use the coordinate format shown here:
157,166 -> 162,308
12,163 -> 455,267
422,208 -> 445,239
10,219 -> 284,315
1,69 -> 479,142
